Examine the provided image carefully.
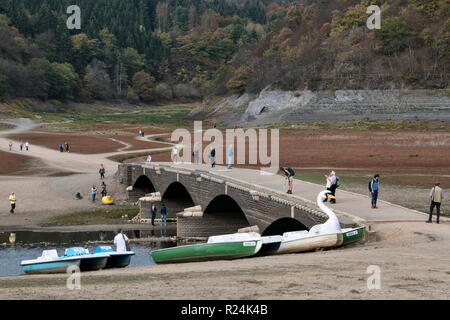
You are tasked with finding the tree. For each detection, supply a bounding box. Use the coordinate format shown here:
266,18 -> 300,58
70,33 -> 95,74
121,47 -> 145,80
83,60 -> 113,100
188,4 -> 199,30
0,69 -> 8,95
376,16 -> 411,55
156,2 -> 170,32
132,70 -> 155,101
172,6 -> 189,32
48,62 -> 78,100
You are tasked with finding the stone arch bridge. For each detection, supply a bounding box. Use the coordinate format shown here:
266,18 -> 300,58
118,163 -> 357,238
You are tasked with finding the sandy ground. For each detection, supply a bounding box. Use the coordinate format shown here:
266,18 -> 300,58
1,118 -> 449,299
0,119 -> 173,227
0,221 -> 449,300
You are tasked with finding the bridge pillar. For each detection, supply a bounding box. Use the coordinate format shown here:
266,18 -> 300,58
138,192 -> 161,220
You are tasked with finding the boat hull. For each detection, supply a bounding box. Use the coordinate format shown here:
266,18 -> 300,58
256,241 -> 281,256
79,257 -> 108,271
152,240 -> 262,264
22,259 -> 81,275
277,233 -> 343,254
342,227 -> 365,245
105,253 -> 133,268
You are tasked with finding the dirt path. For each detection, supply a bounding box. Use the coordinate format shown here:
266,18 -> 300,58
0,119 -> 173,227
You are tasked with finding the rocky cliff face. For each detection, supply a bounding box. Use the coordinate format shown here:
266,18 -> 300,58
188,89 -> 450,126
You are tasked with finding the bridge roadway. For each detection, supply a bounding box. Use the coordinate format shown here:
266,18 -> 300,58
135,162 -> 433,226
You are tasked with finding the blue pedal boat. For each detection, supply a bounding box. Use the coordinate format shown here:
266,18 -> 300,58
94,246 -> 135,268
20,249 -> 81,275
65,247 -> 110,271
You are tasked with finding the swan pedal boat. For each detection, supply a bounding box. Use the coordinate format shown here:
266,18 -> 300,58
94,246 -> 135,268
262,190 -> 350,255
151,232 -> 262,264
20,249 -> 81,274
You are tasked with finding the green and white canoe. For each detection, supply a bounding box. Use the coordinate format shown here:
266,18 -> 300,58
341,226 -> 365,246
151,232 -> 262,264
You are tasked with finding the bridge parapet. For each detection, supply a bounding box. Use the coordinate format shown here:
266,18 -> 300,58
118,163 -> 357,238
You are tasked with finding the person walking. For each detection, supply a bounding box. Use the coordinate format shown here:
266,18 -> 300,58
160,203 -> 167,226
427,182 -> 444,224
8,141 -> 12,151
280,167 -> 295,194
25,141 -> 29,151
146,154 -> 152,163
59,143 -> 64,152
369,174 -> 380,208
227,145 -> 233,169
172,146 -> 178,163
210,147 -> 216,167
325,171 -> 337,203
19,141 -> 23,151
65,142 -> 69,152
91,185 -> 98,203
151,203 -> 157,226
101,181 -> 107,197
9,192 -> 16,214
193,143 -> 200,164
99,164 -> 105,179
114,229 -> 130,252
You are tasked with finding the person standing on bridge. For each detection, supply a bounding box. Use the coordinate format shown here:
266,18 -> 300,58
210,147 -> 216,167
8,141 -> 12,151
65,142 -> 70,152
280,167 -> 295,194
25,141 -> 29,151
227,145 -> 233,169
172,146 -> 178,163
427,182 -> 444,224
193,143 -> 200,164
160,203 -> 167,226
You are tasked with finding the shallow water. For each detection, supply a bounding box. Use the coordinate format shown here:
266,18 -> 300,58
0,229 -> 176,277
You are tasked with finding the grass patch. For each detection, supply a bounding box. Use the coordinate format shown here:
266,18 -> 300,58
41,205 -> 139,227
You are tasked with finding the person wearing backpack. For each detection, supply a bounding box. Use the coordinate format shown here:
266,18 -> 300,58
325,171 -> 338,203
280,167 -> 295,194
369,174 -> 380,208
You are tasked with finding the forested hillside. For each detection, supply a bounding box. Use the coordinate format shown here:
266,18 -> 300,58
0,0 -> 448,103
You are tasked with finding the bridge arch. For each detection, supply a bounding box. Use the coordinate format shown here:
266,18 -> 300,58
162,182 -> 196,217
261,217 -> 308,236
133,175 -> 156,198
202,194 -> 251,235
